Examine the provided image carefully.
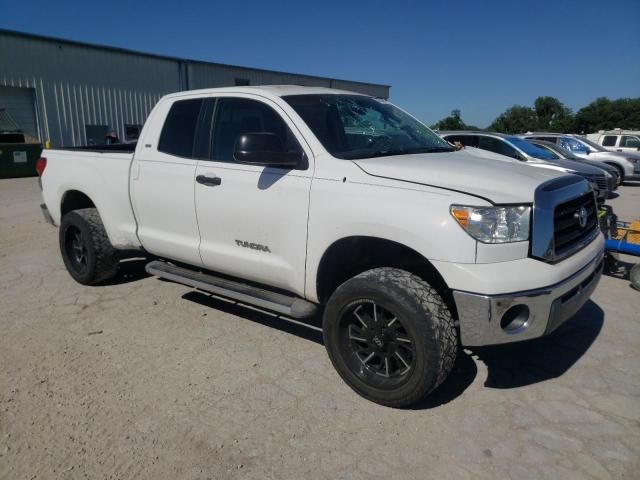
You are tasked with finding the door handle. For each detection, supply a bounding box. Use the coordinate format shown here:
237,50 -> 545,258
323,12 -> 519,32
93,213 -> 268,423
196,175 -> 222,187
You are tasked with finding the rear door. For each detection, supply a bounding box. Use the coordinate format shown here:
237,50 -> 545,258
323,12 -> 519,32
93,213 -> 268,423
130,97 -> 206,266
194,95 -> 313,296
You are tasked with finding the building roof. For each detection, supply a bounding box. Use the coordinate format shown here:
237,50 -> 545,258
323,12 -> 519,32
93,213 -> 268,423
0,28 -> 390,89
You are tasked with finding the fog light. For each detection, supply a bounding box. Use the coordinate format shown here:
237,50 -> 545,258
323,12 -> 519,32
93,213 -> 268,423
500,304 -> 530,332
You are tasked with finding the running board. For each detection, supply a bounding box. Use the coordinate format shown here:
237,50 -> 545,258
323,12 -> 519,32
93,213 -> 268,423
145,260 -> 318,319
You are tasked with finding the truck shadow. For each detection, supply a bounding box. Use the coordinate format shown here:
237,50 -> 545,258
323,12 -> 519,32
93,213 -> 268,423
182,290 -> 324,345
101,258 -> 151,286
412,300 -> 604,409
181,290 -> 603,410
469,300 -> 604,389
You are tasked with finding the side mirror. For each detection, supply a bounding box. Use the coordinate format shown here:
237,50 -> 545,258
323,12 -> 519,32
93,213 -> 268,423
233,132 -> 301,168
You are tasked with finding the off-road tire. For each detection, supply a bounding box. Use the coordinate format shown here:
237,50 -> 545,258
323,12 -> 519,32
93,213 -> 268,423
322,267 -> 457,408
59,208 -> 118,285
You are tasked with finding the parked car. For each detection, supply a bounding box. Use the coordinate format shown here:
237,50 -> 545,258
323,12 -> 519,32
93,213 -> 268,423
527,139 -> 619,192
440,131 -> 613,202
37,86 -> 604,407
586,130 -> 640,153
521,132 -> 640,183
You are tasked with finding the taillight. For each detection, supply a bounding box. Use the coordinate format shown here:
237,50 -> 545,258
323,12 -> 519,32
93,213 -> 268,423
35,157 -> 47,176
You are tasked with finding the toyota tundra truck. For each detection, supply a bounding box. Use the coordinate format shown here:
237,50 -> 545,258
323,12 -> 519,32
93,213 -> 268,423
38,86 -> 604,407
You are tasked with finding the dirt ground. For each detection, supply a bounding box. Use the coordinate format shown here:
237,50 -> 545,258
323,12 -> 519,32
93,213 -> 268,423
1,177 -> 639,480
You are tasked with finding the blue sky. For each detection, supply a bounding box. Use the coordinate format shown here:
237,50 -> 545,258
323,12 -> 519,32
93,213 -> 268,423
2,0 -> 639,127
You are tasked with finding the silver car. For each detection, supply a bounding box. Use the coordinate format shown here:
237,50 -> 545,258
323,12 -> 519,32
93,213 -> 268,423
527,139 -> 619,192
520,132 -> 640,183
440,131 -> 614,202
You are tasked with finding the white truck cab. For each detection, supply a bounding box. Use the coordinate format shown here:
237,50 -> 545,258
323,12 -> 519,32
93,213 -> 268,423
587,130 -> 640,153
38,86 -> 604,407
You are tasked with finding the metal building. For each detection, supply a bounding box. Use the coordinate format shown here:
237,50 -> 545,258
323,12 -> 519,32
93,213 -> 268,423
0,29 -> 390,147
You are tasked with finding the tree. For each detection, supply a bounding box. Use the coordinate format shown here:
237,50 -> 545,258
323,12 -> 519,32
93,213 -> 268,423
489,97 -> 574,133
533,96 -> 573,132
431,109 -> 479,131
573,97 -> 640,133
488,105 -> 538,134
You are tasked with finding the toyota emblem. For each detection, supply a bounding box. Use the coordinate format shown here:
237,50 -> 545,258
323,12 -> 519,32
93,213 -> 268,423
574,206 -> 588,229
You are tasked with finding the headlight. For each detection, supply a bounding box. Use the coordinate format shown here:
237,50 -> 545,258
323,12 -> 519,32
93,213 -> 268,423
450,205 -> 531,243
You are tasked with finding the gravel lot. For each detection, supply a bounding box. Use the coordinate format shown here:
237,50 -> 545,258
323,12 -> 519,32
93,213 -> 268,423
1,177 -> 639,479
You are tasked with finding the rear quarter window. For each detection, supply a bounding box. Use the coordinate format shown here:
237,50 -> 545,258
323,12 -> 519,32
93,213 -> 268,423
158,99 -> 204,158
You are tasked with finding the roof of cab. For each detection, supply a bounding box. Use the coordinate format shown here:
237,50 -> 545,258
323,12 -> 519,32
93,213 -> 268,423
162,85 -> 365,100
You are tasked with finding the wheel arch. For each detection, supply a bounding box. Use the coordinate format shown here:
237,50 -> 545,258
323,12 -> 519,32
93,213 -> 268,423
315,235 -> 458,319
602,161 -> 625,180
60,189 -> 97,218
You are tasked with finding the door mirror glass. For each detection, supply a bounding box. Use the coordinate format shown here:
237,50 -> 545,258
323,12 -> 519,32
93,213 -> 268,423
234,132 -> 301,167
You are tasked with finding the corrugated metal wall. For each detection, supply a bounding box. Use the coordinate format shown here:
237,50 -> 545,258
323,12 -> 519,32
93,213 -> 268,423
0,30 -> 390,147
0,33 -> 179,147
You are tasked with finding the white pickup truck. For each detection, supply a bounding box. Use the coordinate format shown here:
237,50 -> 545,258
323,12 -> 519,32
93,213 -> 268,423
38,86 -> 604,407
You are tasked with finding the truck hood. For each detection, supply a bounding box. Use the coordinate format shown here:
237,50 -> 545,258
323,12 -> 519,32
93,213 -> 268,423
353,150 -> 564,204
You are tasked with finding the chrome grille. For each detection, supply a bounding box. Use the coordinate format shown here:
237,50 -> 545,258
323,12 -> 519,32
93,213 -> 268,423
553,192 -> 598,258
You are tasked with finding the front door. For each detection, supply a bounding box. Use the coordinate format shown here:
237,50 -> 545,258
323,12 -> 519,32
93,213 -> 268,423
194,96 -> 313,296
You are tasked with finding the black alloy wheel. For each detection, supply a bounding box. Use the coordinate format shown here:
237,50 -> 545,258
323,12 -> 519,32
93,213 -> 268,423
339,300 -> 416,388
64,225 -> 89,275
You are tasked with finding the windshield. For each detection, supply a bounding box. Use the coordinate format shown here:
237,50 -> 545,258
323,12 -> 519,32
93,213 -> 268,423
506,136 -> 558,160
546,143 -> 581,160
574,136 -> 608,152
283,94 -> 453,159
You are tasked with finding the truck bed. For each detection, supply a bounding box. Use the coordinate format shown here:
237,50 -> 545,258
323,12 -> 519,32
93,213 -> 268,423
40,147 -> 141,250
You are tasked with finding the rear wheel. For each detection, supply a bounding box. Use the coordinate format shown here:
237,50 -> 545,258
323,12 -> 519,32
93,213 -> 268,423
322,268 -> 457,408
59,208 -> 118,285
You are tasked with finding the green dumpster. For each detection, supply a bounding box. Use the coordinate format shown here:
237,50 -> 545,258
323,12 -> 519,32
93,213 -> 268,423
0,143 -> 43,178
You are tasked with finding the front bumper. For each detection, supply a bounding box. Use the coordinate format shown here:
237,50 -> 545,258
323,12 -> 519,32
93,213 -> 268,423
453,250 -> 603,347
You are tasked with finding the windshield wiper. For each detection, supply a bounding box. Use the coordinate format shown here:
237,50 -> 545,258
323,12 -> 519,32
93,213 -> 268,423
343,146 -> 453,160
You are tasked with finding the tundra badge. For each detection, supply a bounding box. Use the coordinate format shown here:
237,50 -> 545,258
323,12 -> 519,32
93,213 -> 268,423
235,240 -> 271,253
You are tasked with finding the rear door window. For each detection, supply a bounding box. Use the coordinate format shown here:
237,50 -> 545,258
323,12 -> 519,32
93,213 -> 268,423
158,99 -> 204,158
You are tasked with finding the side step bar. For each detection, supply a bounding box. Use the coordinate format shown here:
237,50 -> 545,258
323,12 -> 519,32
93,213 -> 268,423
145,260 -> 318,319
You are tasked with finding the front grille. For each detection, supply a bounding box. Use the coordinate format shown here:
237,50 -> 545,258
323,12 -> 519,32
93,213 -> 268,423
553,192 -> 598,258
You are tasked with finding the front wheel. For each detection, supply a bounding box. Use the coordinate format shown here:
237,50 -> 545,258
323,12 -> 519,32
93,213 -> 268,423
322,268 -> 457,408
59,208 -> 118,285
